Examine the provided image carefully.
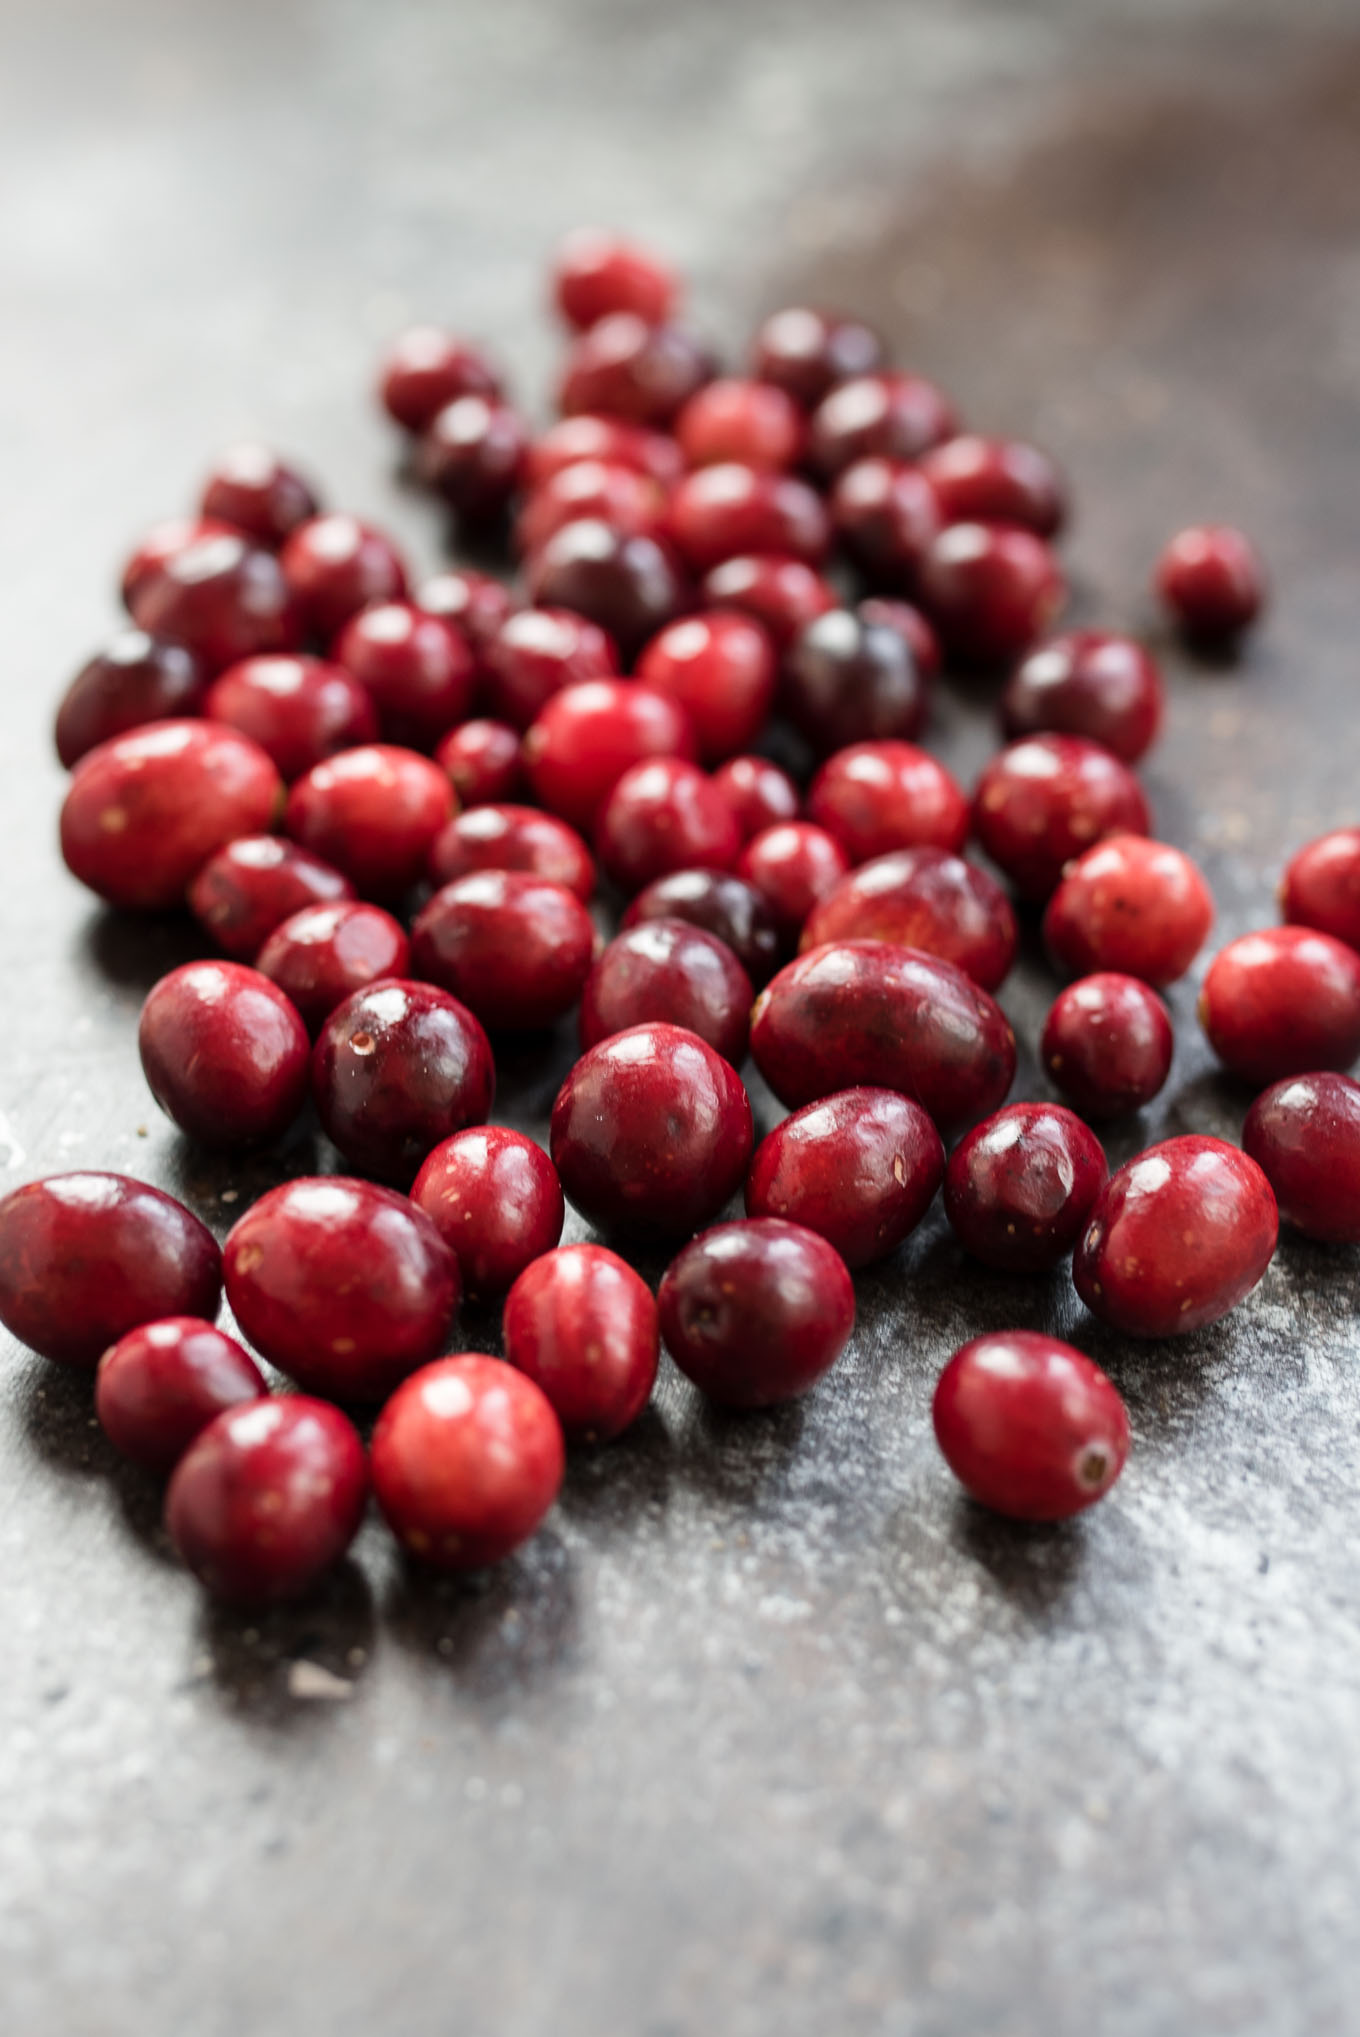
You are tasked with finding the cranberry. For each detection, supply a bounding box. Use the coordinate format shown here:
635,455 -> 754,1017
635,612 -> 776,764
920,435 -> 1066,538
1156,524 -> 1265,639
204,653 -> 378,779
224,1176 -> 459,1398
413,1129 -> 564,1299
525,414 -> 684,491
378,327 -> 502,434
189,834 -> 353,960
700,552 -> 837,650
1043,835 -> 1213,985
167,1398 -> 368,1605
527,519 -> 689,662
750,940 -> 1015,1133
419,396 -> 528,523
279,514 -> 407,641
621,868 -> 780,985
596,757 -> 742,895
139,961 -> 310,1150
411,871 -> 596,1032
582,920 -> 752,1063
1075,1135 -> 1277,1336
745,1087 -> 943,1268
370,1355 -> 564,1569
783,611 -> 931,754
256,899 -> 410,1035
675,378 -> 805,472
1199,926 -> 1360,1085
802,846 -> 1017,991
857,598 -> 942,681
516,459 -> 665,555
60,721 -> 283,911
751,307 -> 885,410
502,1244 -> 657,1441
1041,973 -> 1174,1119
558,313 -> 710,427
658,1219 -> 854,1408
484,607 -> 619,731
1243,1072 -> 1360,1244
312,979 -> 495,1182
943,1103 -> 1107,1272
415,568 -> 517,655
711,754 -> 800,842
1001,631 -> 1164,763
333,609 -> 474,756
1280,829 -> 1360,952
736,823 -> 850,945
200,445 -> 319,548
805,740 -> 968,866
971,735 -> 1151,902
919,522 -> 1065,665
285,743 -> 454,900
830,459 -> 942,590
55,632 -> 206,769
0,1173 -> 221,1369
553,229 -> 678,330
429,803 -> 594,901
435,718 -> 523,807
666,464 -> 829,574
120,515 -> 239,613
807,373 -> 956,481
129,530 -> 301,674
522,678 -> 695,835
933,1334 -> 1129,1520
96,1318 -> 265,1475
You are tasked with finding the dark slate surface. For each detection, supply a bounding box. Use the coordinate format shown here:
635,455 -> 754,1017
3,4 -> 1360,2032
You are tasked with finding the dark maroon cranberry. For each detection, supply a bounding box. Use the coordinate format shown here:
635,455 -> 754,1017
378,327 -> 502,433
1281,830 -> 1360,952
525,414 -> 684,490
413,1128 -> 565,1299
711,754 -> 800,842
581,920 -> 752,1063
553,229 -> 678,329
139,962 -> 310,1150
129,530 -> 301,674
1199,926 -> 1360,1085
200,445 -> 319,548
805,740 -> 968,866
224,1176 -> 460,1398
783,611 -> 930,754
830,458 -> 942,590
857,597 -> 942,681
415,567 -> 517,655
1075,1136 -> 1278,1336
55,632 -> 206,769
279,514 -> 408,641
120,515 -> 239,613
435,718 -> 523,807
419,396 -> 528,522
735,823 -> 850,946
807,373 -> 956,481
943,1103 -> 1108,1272
516,459 -> 666,556
621,868 -> 780,985
933,1334 -> 1129,1520
0,1173 -> 221,1369
1043,835 -> 1214,985
802,846 -> 1017,991
256,899 -> 410,1035
411,871 -> 596,1032
205,653 -> 378,779
189,835 -> 353,960
334,602 -> 477,749
635,612 -> 776,764
429,803 -> 595,901
745,1087 -> 943,1268
502,1244 -> 657,1441
1243,1072 -> 1360,1244
96,1318 -> 265,1475
666,464 -> 829,574
313,979 -> 495,1183
484,607 -> 619,731
920,435 -> 1067,538
284,743 -> 454,900
523,678 -> 696,835
1041,973 -> 1174,1120
1001,632 -> 1164,763
700,552 -> 837,650
675,378 -> 805,471
919,522 -> 1065,665
527,519 -> 690,662
658,1219 -> 854,1408
558,313 -> 710,427
595,758 -> 742,895
971,735 -> 1151,902
1156,523 -> 1265,639
751,307 -> 885,410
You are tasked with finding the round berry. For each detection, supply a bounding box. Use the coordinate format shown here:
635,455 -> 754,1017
659,1219 -> 854,1408
279,514 -> 407,641
525,414 -> 684,491
805,740 -> 968,866
256,899 -> 411,1035
920,435 -> 1066,538
783,610 -> 931,753
1001,632 -> 1164,764
807,372 -> 956,479
1043,835 -> 1213,985
552,229 -> 678,330
413,1128 -> 565,1298
700,552 -> 837,649
1280,829 -> 1360,952
55,632 -> 206,770
312,979 -> 495,1183
802,846 -> 1017,991
1156,524 -> 1265,639
1243,1073 -> 1360,1244
435,718 -> 523,808
200,445 -> 319,548
284,743 -> 454,900
857,598 -> 942,682
484,607 -> 619,731
189,835 -> 352,961
120,515 -> 240,613
710,754 -> 800,843
428,804 -> 595,902
919,522 -> 1065,665
581,920 -> 753,1065
139,961 -> 310,1150
666,464 -> 829,574
558,313 -> 709,427
636,612 -> 776,764
415,567 -> 517,655
419,395 -> 527,522
621,868 -> 780,984
829,458 -> 941,590
751,307 -> 884,409
595,757 -> 742,895
933,1334 -> 1129,1520
205,653 -> 378,780
735,823 -> 849,945
675,378 -> 804,472
1041,973 -> 1174,1120
522,679 -> 695,836
527,519 -> 689,662
503,1244 -> 658,1441
1199,926 -> 1360,1085
944,1103 -> 1108,1272
411,870 -> 595,1033
378,327 -> 501,433
745,1087 -> 943,1268
334,603 -> 477,749
96,1318 -> 266,1475
971,735 -> 1151,902
129,530 -> 300,673
516,459 -> 665,556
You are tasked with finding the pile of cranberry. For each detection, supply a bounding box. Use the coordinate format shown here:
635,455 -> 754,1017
6,226 -> 1360,1609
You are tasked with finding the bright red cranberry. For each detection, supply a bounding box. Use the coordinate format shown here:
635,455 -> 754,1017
622,868 -> 780,985
370,1355 -> 564,1569
96,1318 -> 265,1475
805,740 -> 968,866
666,464 -> 829,574
56,632 -> 206,769
658,1219 -> 854,1408
750,940 -> 1015,1133
419,396 -> 528,523
919,522 -> 1065,665
139,961 -> 310,1150
415,567 -> 517,655
635,612 -> 776,764
711,754 -> 800,842
1199,926 -> 1360,1085
558,313 -> 710,426
1243,1072 -> 1360,1244
333,602 -> 476,750
429,803 -> 594,901
745,1087 -> 942,1268
971,735 -> 1151,902
527,519 -> 690,662
204,652 -> 378,779
802,846 -> 1017,991
736,823 -> 850,945
120,515 -> 239,613
1043,835 -> 1213,985
484,607 -> 619,730
807,373 -> 956,481
596,758 -> 742,895
502,1244 -> 657,1441
378,327 -> 502,433
830,459 -> 942,590
920,435 -> 1066,538
189,834 -> 353,960
285,743 -> 454,899
553,229 -> 678,330
167,1398 -> 367,1604
279,514 -> 407,642
413,1129 -> 564,1299
857,597 -> 942,681
224,1176 -> 459,1398
1156,524 -> 1265,639
582,920 -> 752,1063
1280,829 -> 1360,952
0,1173 -> 221,1369
129,530 -> 301,674
700,553 -> 837,650
1041,973 -> 1174,1119
1075,1136 -> 1278,1336
943,1103 -> 1107,1272
411,871 -> 596,1032
435,717 -> 523,807
312,979 -> 494,1182
522,678 -> 695,835
782,611 -> 931,754
256,899 -> 410,1035
525,414 -> 684,490
675,378 -> 805,472
751,307 -> 885,410
516,459 -> 665,556
60,721 -> 283,911
1001,631 -> 1164,763
933,1334 -> 1129,1520
200,445 -> 319,548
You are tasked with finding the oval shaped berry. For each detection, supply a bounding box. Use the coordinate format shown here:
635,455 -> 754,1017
1041,973 -> 1174,1120
553,227 -> 678,329
1155,524 -> 1265,639
675,377 -> 804,472
200,443 -> 319,548
96,1318 -> 265,1475
1001,631 -> 1164,764
1280,829 -> 1360,953
503,1244 -> 658,1441
659,1219 -> 854,1408
735,823 -> 850,946
918,522 -> 1065,665
829,458 -> 941,591
595,757 -> 742,895
312,979 -> 495,1184
557,313 -> 709,428
920,434 -> 1067,538
419,395 -> 528,523
972,735 -> 1151,903
944,1103 -> 1108,1272
783,609 -> 930,754
410,871 -> 596,1033
581,920 -> 753,1065
622,868 -> 780,986
428,803 -> 594,902
635,612 -> 776,764
933,1333 -> 1129,1520
256,899 -> 410,1035
807,372 -> 956,479
801,846 -> 1017,991
334,602 -> 477,749
526,521 -> 689,663
745,1087 -> 943,1268
752,307 -> 884,410
483,608 -> 619,732
666,463 -> 829,574
188,835 -> 353,961
284,743 -> 454,900
805,741 -> 968,866
279,513 -> 407,640
139,962 -> 311,1150
525,414 -> 684,492
130,530 -> 301,673
435,718 -> 523,808
522,679 -> 696,837
1199,926 -> 1360,1085
412,1128 -> 564,1299
700,552 -> 837,650
1243,1072 -> 1360,1244
56,632 -> 206,770
204,653 -> 378,780
379,326 -> 502,433
710,754 -> 800,843
1043,834 -> 1213,986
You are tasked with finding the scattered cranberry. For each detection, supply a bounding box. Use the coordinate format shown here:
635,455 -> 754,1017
1199,926 -> 1360,1084
200,445 -> 319,548
522,678 -> 695,835
1280,829 -> 1360,952
502,1244 -> 658,1442
700,552 -> 837,650
1243,1072 -> 1360,1244
830,458 -> 942,590
419,395 -> 528,523
783,610 -> 931,754
334,602 -> 477,749
516,459 -> 665,556
635,612 -> 776,764
1001,631 -> 1164,763
933,1333 -> 1129,1521
675,377 -> 805,471
129,530 -> 301,673
581,919 -> 753,1064
435,717 -> 524,807
971,734 -> 1151,902
857,598 -> 942,682
484,607 -> 619,731
807,372 -> 956,479
943,1103 -> 1108,1272
553,228 -> 678,330
416,567 -> 517,657
312,978 -> 494,1182
658,1219 -> 854,1408
188,834 -> 353,960
279,513 -> 407,641
802,846 -> 1017,991
524,413 -> 684,491
919,522 -> 1065,665
920,435 -> 1066,538
804,740 -> 969,866
736,822 -> 850,945
55,631 -> 206,769
745,1087 -> 943,1268
711,754 -> 800,842
429,803 -> 595,901
558,313 -> 710,427
527,519 -> 689,662
256,898 -> 411,1035
139,961 -> 310,1150
595,757 -> 742,895
204,652 -> 378,780
1156,524 -> 1265,640
411,871 -> 596,1032
96,1318 -> 266,1475
621,868 -> 780,984
378,326 -> 502,433
284,743 -> 454,900
1041,973 -> 1174,1119
751,307 -> 884,410
666,464 -> 829,574
413,1128 -> 565,1298
120,515 -> 240,613
1043,835 -> 1214,985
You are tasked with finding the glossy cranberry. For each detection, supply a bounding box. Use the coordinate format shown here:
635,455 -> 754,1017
581,920 -> 752,1063
130,531 -> 301,674
933,1334 -> 1129,1520
666,464 -> 829,575
857,597 -> 942,681
919,522 -> 1065,665
55,632 -> 206,769
634,612 -> 776,764
1044,835 -> 1213,985
595,758 -> 742,895
200,445 -> 319,548
943,1103 -> 1108,1272
527,519 -> 689,662
419,396 -> 528,522
224,1176 -> 459,1397
415,568 -> 517,655
285,743 -> 454,900
60,721 -> 283,911
256,899 -> 410,1035
750,940 -> 1016,1133
674,378 -> 805,472
334,603 -> 477,750
1075,1136 -> 1278,1336
553,228 -> 678,330
1001,632 -> 1164,763
659,1219 -> 854,1408
167,1398 -> 367,1604
745,1087 -> 942,1268
435,718 -> 523,807
517,459 -> 665,556
736,823 -> 850,945
120,515 -> 239,613
0,1173 -> 221,1369
782,612 -> 930,755
96,1318 -> 265,1475
378,327 -> 502,433
139,961 -> 310,1150
370,1355 -> 564,1569
411,872 -> 596,1032
830,458 -> 942,590
484,607 -> 619,731
279,514 -> 407,642
1041,973 -> 1174,1120
1243,1072 -> 1360,1243
189,834 -> 353,960
1156,524 -> 1265,639
522,678 -> 696,835
558,313 -> 710,427
1199,926 -> 1360,1085
805,740 -> 968,866
807,373 -> 956,481
502,1244 -> 657,1441
313,979 -> 495,1182
711,754 -> 800,842
429,803 -> 594,901
205,652 -> 378,779
524,414 -> 684,491
622,868 -> 780,985
803,846 -> 1017,991
413,1129 -> 565,1299
700,553 -> 837,650
920,435 -> 1066,538
971,735 -> 1151,903
751,307 -> 885,410
1281,829 -> 1360,952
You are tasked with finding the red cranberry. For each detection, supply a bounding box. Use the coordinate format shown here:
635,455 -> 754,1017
378,327 -> 502,433
527,519 -> 690,662
1001,631 -> 1164,763
582,919 -> 752,1063
56,632 -> 206,769
167,1397 -> 367,1604
553,229 -> 678,330
1156,524 -> 1265,639
130,531 -> 301,674
285,743 -> 454,900
971,735 -> 1151,902
802,846 -> 1017,991
750,940 -> 1015,1133
635,612 -> 776,764
419,395 -> 528,522
596,757 -> 742,895
658,1219 -> 854,1408
333,603 -> 476,751
1041,973 -> 1174,1120
525,414 -> 684,490
189,834 -> 353,960
413,1129 -> 565,1299
429,803 -> 595,901
858,598 -> 942,681
1075,1135 -> 1278,1336
60,721 -> 283,911
805,740 -> 968,866
1043,835 -> 1213,985
0,1173 -> 221,1369
256,899 -> 410,1035
700,552 -> 837,650
920,435 -> 1066,538
736,822 -> 850,945
807,373 -> 956,480
370,1355 -> 564,1569
516,459 -> 665,555
120,515 -> 239,613
751,307 -> 885,410
415,568 -> 517,655
313,979 -> 494,1183
502,1244 -> 657,1441
1280,829 -> 1360,952
522,678 -> 695,835
666,464 -> 829,574
484,607 -> 619,731
943,1103 -> 1108,1272
200,445 -> 319,548
675,378 -> 805,472
96,1318 -> 265,1475
711,754 -> 800,842
783,611 -> 931,754
830,459 -> 941,590
139,961 -> 310,1150
933,1334 -> 1129,1520
435,718 -> 523,807
621,868 -> 780,985
1199,926 -> 1360,1085
745,1087 -> 943,1268
224,1176 -> 459,1398
279,514 -> 408,641
411,871 -> 596,1033
204,653 -> 378,779
919,522 -> 1065,665
558,313 -> 710,427
1243,1072 -> 1360,1244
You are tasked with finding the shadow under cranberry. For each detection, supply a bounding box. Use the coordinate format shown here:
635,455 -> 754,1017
191,1556 -> 378,1722
77,905 -> 209,1000
380,1528 -> 579,1705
